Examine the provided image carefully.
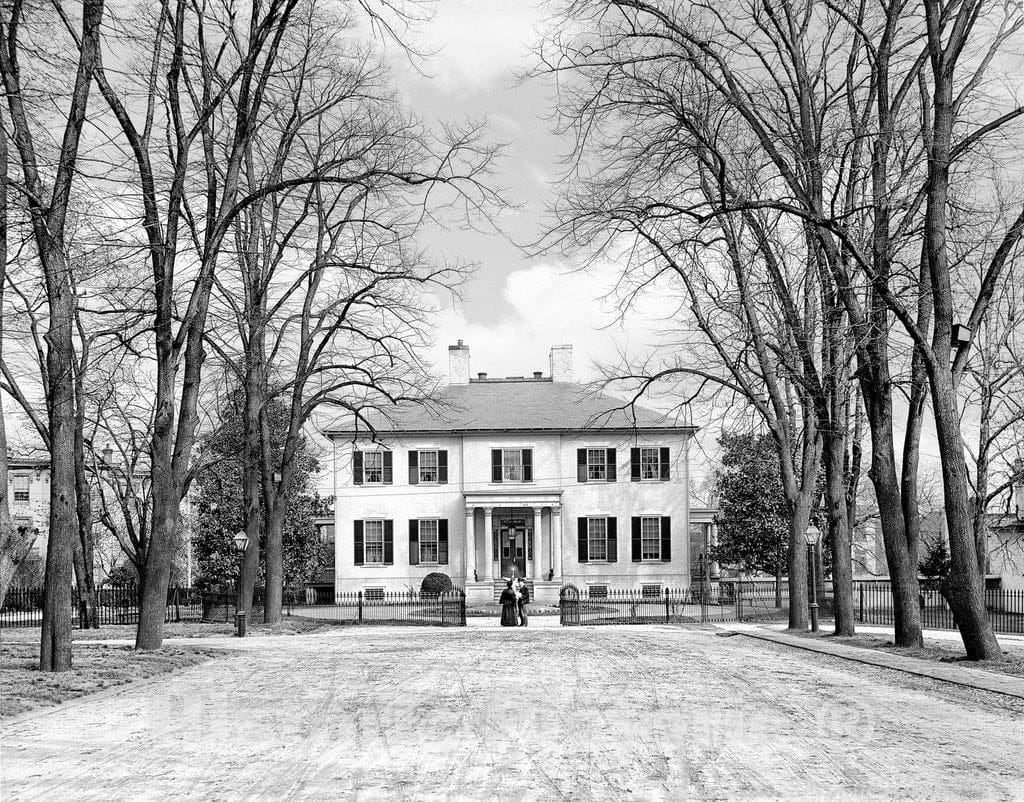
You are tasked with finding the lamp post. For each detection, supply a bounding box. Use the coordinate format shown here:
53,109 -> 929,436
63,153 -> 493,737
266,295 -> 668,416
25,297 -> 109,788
232,530 -> 249,637
804,523 -> 822,632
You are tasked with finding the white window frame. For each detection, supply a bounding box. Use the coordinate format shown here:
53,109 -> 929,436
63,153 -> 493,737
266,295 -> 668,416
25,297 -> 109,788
639,447 -> 662,481
363,519 -> 385,564
12,474 -> 30,504
418,450 -> 439,484
589,584 -> 609,599
588,517 -> 608,562
418,519 -> 439,564
642,583 -> 662,599
641,516 -> 661,561
502,449 -> 524,482
362,451 -> 384,484
365,587 -> 385,600
586,448 -> 607,481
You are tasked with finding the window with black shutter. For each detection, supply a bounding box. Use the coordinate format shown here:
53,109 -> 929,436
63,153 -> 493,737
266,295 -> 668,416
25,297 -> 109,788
491,449 -> 503,483
606,517 -> 617,563
383,520 -> 394,564
408,452 -> 419,485
630,448 -> 641,482
577,448 -> 588,482
382,452 -> 393,485
353,451 -> 364,485
438,519 -> 449,565
661,516 -> 672,562
606,448 -> 617,481
493,448 -> 532,483
438,451 -> 448,484
577,517 -> 588,562
522,448 -> 532,482
660,447 -> 670,481
631,517 -> 642,562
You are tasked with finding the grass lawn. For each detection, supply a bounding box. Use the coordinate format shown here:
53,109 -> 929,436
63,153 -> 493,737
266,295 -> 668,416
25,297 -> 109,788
0,616 -> 336,644
792,630 -> 1024,677
0,641 -> 226,720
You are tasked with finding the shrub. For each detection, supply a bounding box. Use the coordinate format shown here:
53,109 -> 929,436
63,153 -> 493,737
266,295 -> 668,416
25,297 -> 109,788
420,572 -> 453,598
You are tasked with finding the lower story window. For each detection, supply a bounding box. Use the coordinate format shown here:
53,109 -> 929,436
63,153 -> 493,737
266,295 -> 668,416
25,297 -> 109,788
364,520 -> 384,564
642,584 -> 662,599
419,519 -> 439,563
365,587 -> 385,600
641,517 -> 661,560
588,518 -> 608,561
589,584 -> 608,599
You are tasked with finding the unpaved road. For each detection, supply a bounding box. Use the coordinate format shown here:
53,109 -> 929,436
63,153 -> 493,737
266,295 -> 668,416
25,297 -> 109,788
2,625 -> 1023,800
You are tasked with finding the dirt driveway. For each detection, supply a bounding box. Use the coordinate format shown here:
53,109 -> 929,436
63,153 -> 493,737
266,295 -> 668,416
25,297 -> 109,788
2,625 -> 1023,800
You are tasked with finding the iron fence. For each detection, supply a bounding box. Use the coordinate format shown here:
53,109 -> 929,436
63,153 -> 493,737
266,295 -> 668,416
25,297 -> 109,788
1,585 -> 206,629
282,589 -> 467,627
557,585 -> 794,626
856,582 -> 1024,634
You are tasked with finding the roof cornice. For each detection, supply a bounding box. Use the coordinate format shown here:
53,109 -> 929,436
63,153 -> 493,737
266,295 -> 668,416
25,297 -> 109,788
323,425 -> 697,438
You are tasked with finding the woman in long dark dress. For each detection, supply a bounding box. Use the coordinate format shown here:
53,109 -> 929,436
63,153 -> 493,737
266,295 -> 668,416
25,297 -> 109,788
499,580 -> 518,627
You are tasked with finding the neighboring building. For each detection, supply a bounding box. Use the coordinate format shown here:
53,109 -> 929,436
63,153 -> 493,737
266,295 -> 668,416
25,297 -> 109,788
987,476 -> 1024,591
323,341 -> 710,605
305,517 -> 336,602
6,456 -> 50,581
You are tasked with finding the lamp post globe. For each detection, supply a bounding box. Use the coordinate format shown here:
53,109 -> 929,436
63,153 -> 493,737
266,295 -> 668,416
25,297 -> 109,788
232,530 -> 249,554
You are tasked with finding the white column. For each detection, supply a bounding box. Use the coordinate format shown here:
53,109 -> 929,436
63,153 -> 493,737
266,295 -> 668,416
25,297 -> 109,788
483,507 -> 494,580
551,507 -> 562,580
465,506 -> 476,582
709,522 -> 721,581
532,506 -> 543,579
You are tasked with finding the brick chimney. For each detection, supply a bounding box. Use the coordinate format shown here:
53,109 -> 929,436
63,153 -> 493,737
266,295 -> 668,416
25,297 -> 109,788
448,340 -> 470,385
549,344 -> 573,382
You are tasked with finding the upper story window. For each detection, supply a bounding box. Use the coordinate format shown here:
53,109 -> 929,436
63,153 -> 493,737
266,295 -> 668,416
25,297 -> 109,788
491,448 -> 533,483
631,447 -> 670,481
577,515 -> 618,563
408,450 -> 448,485
353,519 -> 393,565
353,450 -> 393,486
577,448 -> 616,482
12,475 -> 30,503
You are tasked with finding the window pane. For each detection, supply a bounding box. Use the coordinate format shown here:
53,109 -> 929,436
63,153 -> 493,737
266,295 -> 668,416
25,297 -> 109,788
588,517 -> 607,561
641,517 -> 661,560
419,519 -> 439,563
364,452 -> 383,483
587,448 -> 606,480
13,475 -> 30,503
502,449 -> 523,482
640,448 -> 660,480
419,450 -> 438,482
364,520 -> 384,563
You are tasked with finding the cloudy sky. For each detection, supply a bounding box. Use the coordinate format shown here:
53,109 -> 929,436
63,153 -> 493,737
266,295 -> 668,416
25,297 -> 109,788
381,0 -> 653,382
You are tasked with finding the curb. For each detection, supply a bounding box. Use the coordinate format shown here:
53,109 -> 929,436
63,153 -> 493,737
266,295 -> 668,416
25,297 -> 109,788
735,629 -> 1024,701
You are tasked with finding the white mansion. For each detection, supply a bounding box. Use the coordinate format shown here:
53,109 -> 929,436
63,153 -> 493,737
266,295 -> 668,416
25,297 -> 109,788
325,342 -> 717,604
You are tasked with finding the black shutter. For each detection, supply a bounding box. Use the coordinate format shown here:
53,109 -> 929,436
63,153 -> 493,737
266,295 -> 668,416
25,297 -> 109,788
438,519 -> 449,565
577,517 -> 588,563
607,517 -> 617,563
353,451 -> 363,485
631,517 -> 642,562
661,517 -> 672,562
660,447 -> 670,480
630,448 -> 640,482
383,451 -> 393,484
354,520 -> 364,565
491,449 -> 503,483
438,451 -> 448,484
606,448 -> 616,482
383,520 -> 394,564
409,520 -> 419,566
408,451 -> 419,485
522,449 -> 533,482
577,448 -> 588,483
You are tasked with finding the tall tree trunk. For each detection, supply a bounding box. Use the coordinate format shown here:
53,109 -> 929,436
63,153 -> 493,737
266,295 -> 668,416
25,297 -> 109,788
73,388 -> 98,627
825,428 -> 855,635
787,495 -> 812,631
238,365 -> 264,618
263,499 -> 286,624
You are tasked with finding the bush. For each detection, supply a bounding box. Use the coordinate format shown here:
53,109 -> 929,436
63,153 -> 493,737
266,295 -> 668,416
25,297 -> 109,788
420,572 -> 453,598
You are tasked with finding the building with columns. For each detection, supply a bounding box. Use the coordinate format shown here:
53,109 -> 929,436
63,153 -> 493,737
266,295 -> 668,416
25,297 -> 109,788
324,342 -> 712,605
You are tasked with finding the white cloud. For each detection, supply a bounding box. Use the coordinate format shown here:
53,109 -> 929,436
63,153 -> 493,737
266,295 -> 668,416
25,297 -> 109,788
402,0 -> 542,94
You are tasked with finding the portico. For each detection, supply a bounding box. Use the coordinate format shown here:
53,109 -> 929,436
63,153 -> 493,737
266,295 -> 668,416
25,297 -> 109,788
463,490 -> 563,604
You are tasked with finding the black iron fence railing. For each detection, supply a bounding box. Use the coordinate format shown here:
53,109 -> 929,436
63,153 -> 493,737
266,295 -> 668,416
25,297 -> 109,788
282,590 -> 467,627
855,582 -> 1024,634
0,585 -> 206,629
558,585 -> 793,626
0,585 -> 468,629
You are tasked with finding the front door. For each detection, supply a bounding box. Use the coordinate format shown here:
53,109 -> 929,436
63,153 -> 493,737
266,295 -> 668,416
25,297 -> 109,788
499,521 -> 527,578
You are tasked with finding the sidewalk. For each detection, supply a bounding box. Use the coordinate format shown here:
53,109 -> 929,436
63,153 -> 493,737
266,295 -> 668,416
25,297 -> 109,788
726,622 -> 1024,700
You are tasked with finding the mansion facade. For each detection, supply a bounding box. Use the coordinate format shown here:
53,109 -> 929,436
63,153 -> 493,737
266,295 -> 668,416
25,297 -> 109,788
325,342 -> 717,605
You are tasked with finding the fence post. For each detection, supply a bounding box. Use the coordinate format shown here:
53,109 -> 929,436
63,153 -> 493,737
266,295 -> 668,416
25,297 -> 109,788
858,585 -> 864,622
736,585 -> 743,622
358,591 -> 363,623
664,588 -> 670,623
